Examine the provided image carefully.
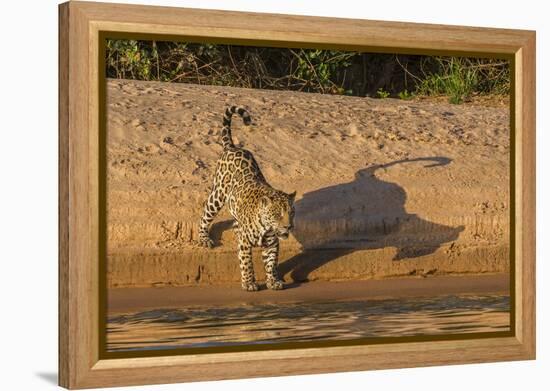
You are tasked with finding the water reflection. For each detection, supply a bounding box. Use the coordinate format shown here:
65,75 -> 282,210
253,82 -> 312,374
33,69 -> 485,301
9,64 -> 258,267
107,294 -> 509,352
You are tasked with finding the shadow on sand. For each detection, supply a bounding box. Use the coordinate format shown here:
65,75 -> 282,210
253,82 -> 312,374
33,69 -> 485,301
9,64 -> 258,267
278,157 -> 464,282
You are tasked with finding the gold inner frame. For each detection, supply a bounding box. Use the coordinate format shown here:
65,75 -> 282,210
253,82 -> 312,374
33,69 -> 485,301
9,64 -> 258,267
96,30 -> 516,360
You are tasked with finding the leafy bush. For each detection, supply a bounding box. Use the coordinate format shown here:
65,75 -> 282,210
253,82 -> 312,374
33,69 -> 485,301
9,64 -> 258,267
293,50 -> 356,94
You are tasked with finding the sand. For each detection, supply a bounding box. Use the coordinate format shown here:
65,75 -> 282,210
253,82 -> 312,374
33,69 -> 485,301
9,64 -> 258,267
106,79 -> 510,288
108,274 -> 509,313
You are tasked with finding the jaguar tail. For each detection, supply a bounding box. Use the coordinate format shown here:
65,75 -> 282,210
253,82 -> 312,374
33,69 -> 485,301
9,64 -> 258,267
220,106 -> 251,149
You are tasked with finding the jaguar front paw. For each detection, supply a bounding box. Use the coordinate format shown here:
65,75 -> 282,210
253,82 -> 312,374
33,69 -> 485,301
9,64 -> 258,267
197,235 -> 214,249
241,281 -> 259,292
266,279 -> 284,290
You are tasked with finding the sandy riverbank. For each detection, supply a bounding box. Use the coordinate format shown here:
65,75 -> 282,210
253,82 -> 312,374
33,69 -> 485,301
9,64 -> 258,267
106,79 -> 510,287
108,274 -> 509,314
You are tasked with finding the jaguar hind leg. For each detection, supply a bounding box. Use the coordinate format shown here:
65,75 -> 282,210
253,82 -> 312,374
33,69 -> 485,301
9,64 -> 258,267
198,186 -> 225,248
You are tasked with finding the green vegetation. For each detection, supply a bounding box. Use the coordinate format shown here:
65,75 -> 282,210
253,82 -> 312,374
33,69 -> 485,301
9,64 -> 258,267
376,88 -> 390,99
397,90 -> 414,100
293,50 -> 356,94
106,39 -> 509,104
415,57 -> 509,104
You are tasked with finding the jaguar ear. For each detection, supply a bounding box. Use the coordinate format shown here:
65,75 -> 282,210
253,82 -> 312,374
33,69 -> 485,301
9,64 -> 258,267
288,191 -> 297,201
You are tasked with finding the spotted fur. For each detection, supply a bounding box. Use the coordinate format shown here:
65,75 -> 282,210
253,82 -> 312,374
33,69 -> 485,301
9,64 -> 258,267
198,106 -> 296,291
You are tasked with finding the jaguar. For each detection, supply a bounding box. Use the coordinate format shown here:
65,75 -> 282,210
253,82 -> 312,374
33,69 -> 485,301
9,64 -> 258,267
198,106 -> 296,291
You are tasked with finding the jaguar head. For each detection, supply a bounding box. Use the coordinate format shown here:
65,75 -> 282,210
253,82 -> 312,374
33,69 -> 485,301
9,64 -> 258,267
260,191 -> 296,239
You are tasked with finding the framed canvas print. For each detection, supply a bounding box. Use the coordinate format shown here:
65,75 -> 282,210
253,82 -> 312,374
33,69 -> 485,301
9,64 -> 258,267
58,1 -> 536,389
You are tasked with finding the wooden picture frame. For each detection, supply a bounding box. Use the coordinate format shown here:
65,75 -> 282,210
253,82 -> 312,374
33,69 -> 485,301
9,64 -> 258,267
59,1 -> 536,388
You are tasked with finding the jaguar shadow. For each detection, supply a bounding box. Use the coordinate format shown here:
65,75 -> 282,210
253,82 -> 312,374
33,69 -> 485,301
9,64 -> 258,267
279,157 -> 465,283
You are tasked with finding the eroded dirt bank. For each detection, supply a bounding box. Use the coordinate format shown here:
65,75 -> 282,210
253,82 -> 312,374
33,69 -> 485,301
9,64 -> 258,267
107,79 -> 510,288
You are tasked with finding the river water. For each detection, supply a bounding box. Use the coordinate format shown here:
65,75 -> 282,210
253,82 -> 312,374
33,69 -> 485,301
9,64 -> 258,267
107,294 -> 509,352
